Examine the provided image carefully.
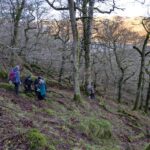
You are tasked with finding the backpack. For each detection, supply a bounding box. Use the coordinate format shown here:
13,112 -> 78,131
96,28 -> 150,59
9,69 -> 16,82
24,76 -> 32,86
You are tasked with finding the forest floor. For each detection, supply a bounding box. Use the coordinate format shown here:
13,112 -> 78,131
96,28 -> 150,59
0,80 -> 150,150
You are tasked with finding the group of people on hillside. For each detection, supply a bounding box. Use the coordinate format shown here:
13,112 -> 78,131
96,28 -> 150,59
8,65 -> 46,100
8,65 -> 95,100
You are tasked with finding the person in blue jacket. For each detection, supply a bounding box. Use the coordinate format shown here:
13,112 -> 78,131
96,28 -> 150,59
12,65 -> 21,95
37,77 -> 46,100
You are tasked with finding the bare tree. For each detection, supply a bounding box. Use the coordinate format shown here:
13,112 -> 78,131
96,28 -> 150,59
132,18 -> 150,110
80,0 -> 94,89
68,0 -> 81,101
45,1 -> 122,82
77,0 -> 122,89
50,18 -> 70,83
20,0 -> 49,59
45,0 -> 82,101
9,0 -> 26,46
95,18 -> 136,103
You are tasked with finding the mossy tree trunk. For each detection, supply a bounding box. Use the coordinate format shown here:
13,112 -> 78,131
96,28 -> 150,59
139,74 -> 145,109
50,20 -> 70,84
133,33 -> 149,110
113,42 -> 124,103
58,46 -> 66,83
117,70 -> 124,103
11,0 -> 25,46
68,0 -> 81,102
145,75 -> 150,113
9,0 -> 25,66
82,0 -> 94,89
144,79 -> 150,113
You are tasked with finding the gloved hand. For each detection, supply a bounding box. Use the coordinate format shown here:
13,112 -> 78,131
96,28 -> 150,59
9,80 -> 13,85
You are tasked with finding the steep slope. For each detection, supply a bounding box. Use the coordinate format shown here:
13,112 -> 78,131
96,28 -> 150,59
0,81 -> 149,150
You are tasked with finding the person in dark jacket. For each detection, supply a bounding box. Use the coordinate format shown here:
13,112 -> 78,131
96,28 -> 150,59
87,83 -> 95,100
34,77 -> 41,96
23,75 -> 33,92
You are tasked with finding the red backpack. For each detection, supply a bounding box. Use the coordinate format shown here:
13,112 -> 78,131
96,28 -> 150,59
9,69 -> 16,82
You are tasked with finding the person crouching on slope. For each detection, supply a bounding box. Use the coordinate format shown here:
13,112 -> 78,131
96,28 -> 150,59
37,78 -> 46,100
34,76 -> 41,96
23,74 -> 33,93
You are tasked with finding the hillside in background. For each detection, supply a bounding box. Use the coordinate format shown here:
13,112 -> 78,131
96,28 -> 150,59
122,17 -> 146,36
94,16 -> 146,36
43,16 -> 146,40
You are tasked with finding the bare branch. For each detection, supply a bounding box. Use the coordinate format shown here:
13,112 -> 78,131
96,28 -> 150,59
123,71 -> 136,84
94,0 -> 124,14
133,46 -> 142,56
145,51 -> 150,56
142,18 -> 150,33
45,0 -> 68,10
135,0 -> 145,4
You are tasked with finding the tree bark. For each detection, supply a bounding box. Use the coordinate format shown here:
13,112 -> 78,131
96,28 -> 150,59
11,0 -> 25,46
117,70 -> 124,103
9,0 -> 25,65
145,76 -> 150,113
139,74 -> 145,109
58,47 -> 66,83
113,42 -> 124,103
68,0 -> 81,102
133,33 -> 149,110
82,0 -> 94,89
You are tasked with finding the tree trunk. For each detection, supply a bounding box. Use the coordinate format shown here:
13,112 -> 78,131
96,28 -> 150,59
10,0 -> 25,66
68,0 -> 81,102
133,58 -> 144,110
133,33 -> 149,110
139,74 -> 145,109
11,0 -> 25,46
145,77 -> 150,113
58,49 -> 66,83
82,0 -> 94,89
113,42 -> 124,103
117,71 -> 124,103
93,72 -> 97,90
103,50 -> 109,93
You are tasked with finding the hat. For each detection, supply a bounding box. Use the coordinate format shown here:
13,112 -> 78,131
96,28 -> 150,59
16,65 -> 20,70
38,76 -> 41,80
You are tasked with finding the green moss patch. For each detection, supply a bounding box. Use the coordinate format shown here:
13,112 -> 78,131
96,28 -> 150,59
0,82 -> 14,90
43,108 -> 55,116
23,63 -> 32,72
145,143 -> 150,150
0,70 -> 8,79
77,118 -> 112,143
30,64 -> 45,74
26,129 -> 48,150
74,140 -> 120,150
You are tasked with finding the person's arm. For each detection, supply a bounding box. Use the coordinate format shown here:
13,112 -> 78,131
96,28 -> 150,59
45,82 -> 47,91
18,71 -> 21,82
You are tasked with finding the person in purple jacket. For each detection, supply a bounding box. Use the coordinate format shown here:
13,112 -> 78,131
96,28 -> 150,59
10,65 -> 21,95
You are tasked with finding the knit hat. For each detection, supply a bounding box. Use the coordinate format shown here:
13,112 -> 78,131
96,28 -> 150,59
16,65 -> 20,70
